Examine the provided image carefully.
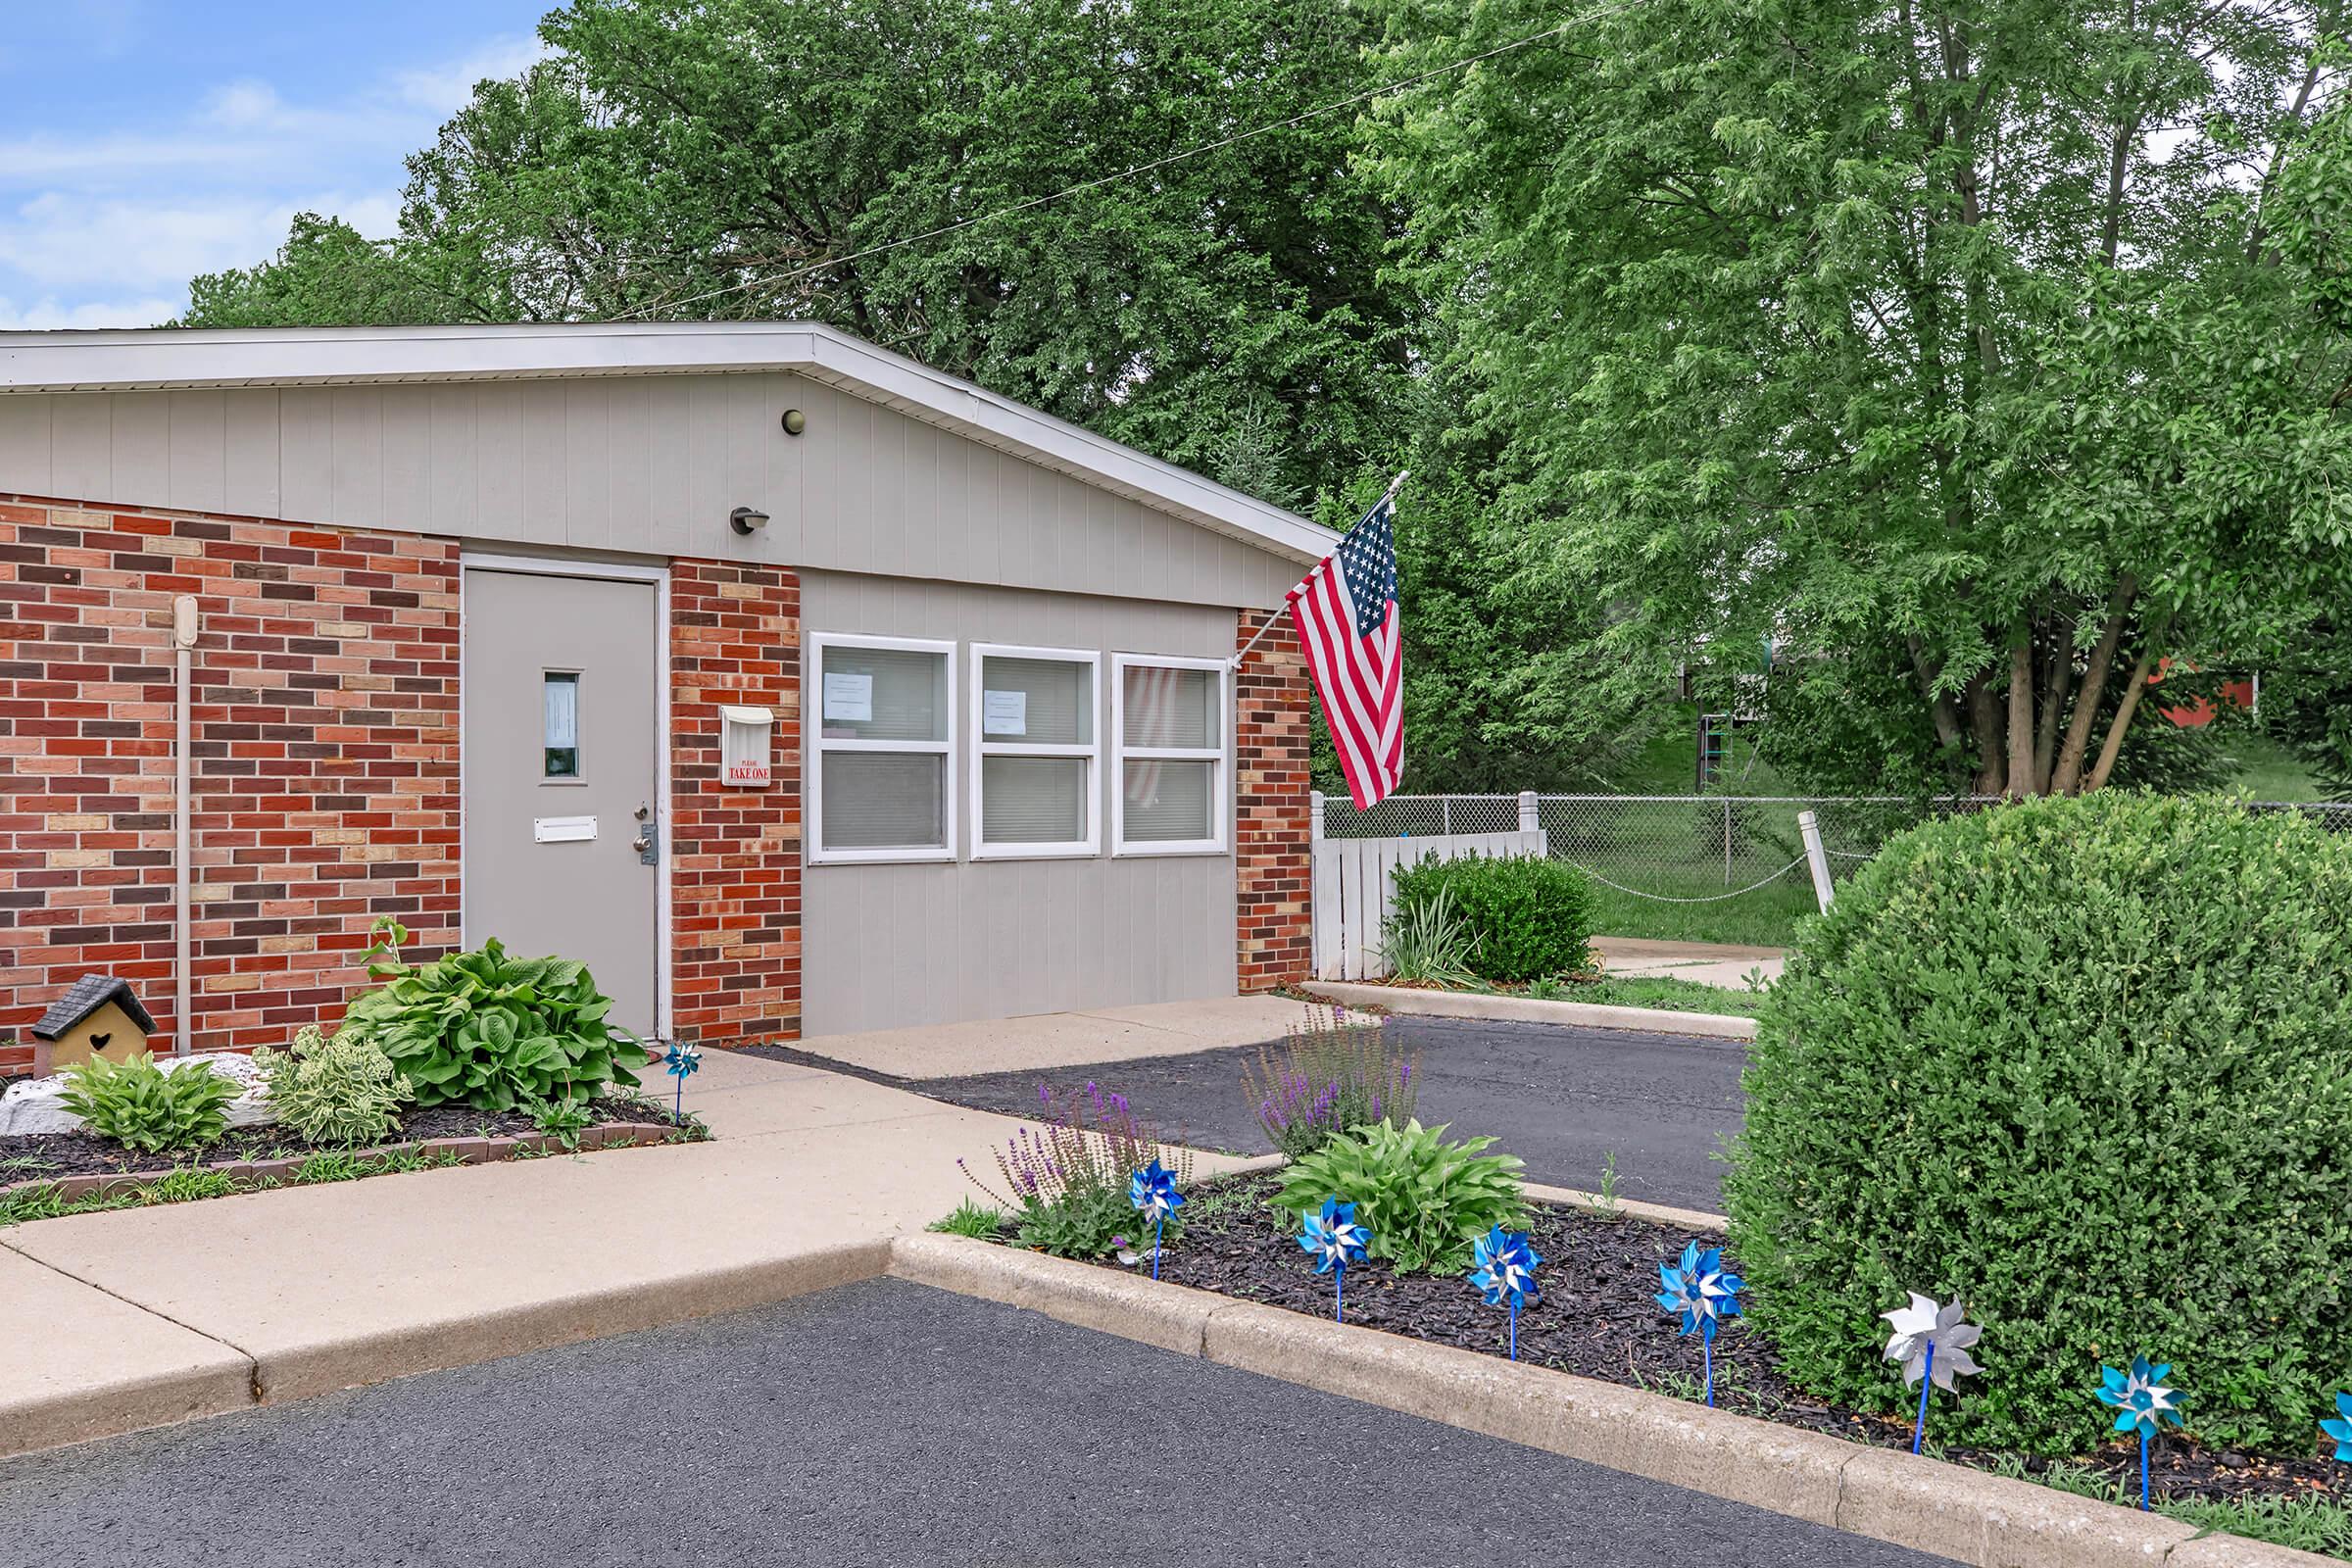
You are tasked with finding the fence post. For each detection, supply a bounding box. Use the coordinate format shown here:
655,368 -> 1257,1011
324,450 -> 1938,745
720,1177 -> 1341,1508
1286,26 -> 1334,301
1517,790 -> 1539,834
1797,808 -> 1835,913
1723,798 -> 1733,886
1310,790 -> 1325,845
1442,798 -> 1453,835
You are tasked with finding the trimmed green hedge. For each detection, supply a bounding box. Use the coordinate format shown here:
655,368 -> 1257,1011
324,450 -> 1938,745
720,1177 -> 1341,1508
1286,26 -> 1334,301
1727,793 -> 2352,1455
1391,852 -> 1595,983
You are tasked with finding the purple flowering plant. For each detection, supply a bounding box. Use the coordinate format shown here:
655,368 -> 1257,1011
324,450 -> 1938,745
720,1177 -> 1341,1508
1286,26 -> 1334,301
1241,1005 -> 1419,1158
958,1080 -> 1192,1258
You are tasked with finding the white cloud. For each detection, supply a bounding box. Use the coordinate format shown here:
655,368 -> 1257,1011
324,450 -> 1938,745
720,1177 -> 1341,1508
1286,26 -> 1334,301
390,35 -> 546,116
0,188 -> 403,291
0,294 -> 181,330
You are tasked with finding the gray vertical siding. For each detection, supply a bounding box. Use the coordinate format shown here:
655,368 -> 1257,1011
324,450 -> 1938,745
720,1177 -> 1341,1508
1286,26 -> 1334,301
800,570 -> 1239,1036
0,374 -> 1299,610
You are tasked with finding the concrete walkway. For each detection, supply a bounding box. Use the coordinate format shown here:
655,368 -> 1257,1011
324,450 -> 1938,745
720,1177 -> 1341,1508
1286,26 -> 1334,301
0,1045 -> 1265,1456
1592,935 -> 1786,990
786,994 -> 1301,1078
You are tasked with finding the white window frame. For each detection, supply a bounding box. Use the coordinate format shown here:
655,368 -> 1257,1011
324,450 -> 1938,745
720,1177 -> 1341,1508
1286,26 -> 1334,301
1110,653 -> 1230,857
969,643 -> 1102,859
807,631 -> 958,865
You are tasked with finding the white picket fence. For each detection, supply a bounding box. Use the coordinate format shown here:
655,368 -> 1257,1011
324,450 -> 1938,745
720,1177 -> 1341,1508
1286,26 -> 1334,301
1310,829 -> 1548,980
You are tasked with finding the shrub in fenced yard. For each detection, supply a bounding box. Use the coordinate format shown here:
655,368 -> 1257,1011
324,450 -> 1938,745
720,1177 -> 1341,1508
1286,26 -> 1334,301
1371,883 -> 1482,988
1273,1118 -> 1527,1273
1242,1005 -> 1418,1158
252,1025 -> 413,1148
57,1053 -> 239,1153
1728,793 -> 2352,1457
1391,852 -> 1596,983
960,1081 -> 1192,1258
338,917 -> 649,1111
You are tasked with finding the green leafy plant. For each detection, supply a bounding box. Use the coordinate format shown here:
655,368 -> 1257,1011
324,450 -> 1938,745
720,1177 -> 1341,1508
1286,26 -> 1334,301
339,916 -> 648,1111
1594,1150 -> 1622,1214
57,1053 -> 240,1154
1729,794 -> 2352,1456
252,1024 -> 412,1148
928,1200 -> 1005,1240
1241,1004 -> 1418,1158
960,1082 -> 1191,1259
1273,1118 -> 1527,1273
1391,853 -> 1595,984
1371,883 -> 1482,987
526,1095 -> 596,1151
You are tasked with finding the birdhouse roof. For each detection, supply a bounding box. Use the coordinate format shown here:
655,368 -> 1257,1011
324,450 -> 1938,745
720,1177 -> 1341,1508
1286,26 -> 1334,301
30,974 -> 155,1040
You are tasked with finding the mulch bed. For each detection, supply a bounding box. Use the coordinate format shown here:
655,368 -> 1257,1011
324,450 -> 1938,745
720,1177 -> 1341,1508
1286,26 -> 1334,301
1101,1173 -> 2344,1510
0,1096 -> 671,1182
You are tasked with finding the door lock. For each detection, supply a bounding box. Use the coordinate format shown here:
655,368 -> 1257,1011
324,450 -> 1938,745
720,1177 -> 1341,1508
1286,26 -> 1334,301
632,803 -> 659,864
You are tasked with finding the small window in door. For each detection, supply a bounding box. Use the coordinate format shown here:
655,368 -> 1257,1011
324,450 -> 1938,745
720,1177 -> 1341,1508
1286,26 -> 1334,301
544,671 -> 582,779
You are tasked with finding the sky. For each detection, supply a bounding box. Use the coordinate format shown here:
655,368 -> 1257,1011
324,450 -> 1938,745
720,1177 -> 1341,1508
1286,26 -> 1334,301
0,0 -> 554,330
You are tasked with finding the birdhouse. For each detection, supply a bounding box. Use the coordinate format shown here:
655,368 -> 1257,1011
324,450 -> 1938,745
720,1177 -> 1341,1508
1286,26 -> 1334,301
28,975 -> 155,1078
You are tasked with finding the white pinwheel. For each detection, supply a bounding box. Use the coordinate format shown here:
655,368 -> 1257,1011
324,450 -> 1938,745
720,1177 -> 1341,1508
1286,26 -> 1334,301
1880,1292 -> 1984,1392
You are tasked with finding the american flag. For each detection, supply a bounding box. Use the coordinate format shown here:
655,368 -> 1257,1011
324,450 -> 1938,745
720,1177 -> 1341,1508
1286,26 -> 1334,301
1288,487 -> 1402,810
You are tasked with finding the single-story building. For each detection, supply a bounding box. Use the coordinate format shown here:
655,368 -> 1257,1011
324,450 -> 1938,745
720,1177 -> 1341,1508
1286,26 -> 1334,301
0,322 -> 1321,1068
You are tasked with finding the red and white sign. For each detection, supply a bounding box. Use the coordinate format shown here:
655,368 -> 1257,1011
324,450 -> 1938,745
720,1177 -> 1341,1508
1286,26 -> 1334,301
722,758 -> 770,788
718,704 -> 774,789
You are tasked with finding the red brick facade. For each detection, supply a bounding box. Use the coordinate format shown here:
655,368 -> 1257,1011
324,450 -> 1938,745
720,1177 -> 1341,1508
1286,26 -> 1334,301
0,495 -> 460,1067
669,562 -> 802,1046
1234,610 -> 1313,992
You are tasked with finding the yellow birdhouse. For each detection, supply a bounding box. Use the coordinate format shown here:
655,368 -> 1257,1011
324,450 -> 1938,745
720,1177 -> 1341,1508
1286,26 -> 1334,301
29,975 -> 156,1078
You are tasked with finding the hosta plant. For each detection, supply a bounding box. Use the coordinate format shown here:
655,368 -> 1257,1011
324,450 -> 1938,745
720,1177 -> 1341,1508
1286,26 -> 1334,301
1273,1118 -> 1527,1274
58,1053 -> 240,1154
253,1024 -> 412,1148
338,917 -> 648,1111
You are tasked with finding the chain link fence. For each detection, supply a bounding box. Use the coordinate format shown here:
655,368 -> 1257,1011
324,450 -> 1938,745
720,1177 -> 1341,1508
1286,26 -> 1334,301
1316,793 -> 2352,942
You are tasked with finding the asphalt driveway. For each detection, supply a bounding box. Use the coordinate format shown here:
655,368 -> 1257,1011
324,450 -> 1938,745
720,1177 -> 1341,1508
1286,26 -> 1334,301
0,1279 -> 1948,1567
902,1014 -> 1747,1210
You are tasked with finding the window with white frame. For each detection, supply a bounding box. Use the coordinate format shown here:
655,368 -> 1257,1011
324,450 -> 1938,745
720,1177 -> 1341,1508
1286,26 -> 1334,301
809,634 -> 956,861
972,645 -> 1099,857
1112,655 -> 1227,854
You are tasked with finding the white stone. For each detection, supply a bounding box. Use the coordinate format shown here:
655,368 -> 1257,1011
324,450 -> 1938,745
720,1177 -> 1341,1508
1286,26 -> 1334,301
0,1052 -> 276,1138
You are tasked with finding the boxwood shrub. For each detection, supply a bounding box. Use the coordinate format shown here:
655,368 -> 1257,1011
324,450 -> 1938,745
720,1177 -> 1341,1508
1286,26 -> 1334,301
1726,793 -> 2352,1456
1390,852 -> 1595,984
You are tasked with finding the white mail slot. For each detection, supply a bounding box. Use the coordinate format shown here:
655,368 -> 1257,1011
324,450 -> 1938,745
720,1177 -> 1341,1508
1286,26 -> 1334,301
533,815 -> 598,844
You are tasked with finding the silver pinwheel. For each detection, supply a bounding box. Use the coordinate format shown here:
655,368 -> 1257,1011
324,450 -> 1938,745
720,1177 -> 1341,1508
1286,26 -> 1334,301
1881,1292 -> 1982,1453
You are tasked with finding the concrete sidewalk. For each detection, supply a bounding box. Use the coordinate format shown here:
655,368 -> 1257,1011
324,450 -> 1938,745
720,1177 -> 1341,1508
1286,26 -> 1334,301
0,1048 -> 1265,1457
1592,935 -> 1786,990
787,994 -> 1302,1078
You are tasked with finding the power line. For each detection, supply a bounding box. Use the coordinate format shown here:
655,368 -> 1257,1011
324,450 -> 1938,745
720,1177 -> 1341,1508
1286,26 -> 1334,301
605,2 -> 1641,322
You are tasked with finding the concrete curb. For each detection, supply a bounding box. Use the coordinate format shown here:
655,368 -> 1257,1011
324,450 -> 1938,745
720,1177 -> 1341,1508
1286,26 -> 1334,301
1301,980 -> 1759,1041
890,1235 -> 2332,1568
1523,1180 -> 1729,1235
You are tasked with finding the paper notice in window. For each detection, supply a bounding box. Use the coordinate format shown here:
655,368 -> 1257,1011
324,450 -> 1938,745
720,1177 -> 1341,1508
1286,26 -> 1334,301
822,671 -> 873,723
983,689 -> 1028,736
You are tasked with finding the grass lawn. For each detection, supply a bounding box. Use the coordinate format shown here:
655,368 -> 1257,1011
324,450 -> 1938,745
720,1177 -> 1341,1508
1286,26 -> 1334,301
1559,973 -> 1765,1016
1586,871 -> 1821,948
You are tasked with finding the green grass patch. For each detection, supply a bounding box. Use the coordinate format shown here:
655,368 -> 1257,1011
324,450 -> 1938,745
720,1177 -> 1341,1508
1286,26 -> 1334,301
1551,975 -> 1763,1017
1585,878 -> 1816,948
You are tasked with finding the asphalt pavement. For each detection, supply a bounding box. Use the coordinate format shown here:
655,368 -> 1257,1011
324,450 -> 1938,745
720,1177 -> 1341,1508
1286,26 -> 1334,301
905,1014 -> 1747,1209
0,1278 -> 1948,1568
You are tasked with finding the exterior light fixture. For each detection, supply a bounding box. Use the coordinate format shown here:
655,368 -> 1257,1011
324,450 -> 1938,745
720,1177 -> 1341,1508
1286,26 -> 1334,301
730,506 -> 770,536
780,408 -> 807,436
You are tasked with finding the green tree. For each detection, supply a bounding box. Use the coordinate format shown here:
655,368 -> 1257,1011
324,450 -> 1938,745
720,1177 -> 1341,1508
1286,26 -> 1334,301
183,214 -> 461,328
1369,0 -> 2352,796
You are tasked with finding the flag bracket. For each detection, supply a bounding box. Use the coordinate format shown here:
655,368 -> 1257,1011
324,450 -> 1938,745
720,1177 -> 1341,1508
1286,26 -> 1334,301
1230,470 -> 1407,669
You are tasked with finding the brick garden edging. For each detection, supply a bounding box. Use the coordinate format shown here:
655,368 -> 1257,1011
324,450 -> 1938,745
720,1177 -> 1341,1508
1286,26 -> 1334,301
0,1121 -> 686,1206
889,1233 -> 2328,1568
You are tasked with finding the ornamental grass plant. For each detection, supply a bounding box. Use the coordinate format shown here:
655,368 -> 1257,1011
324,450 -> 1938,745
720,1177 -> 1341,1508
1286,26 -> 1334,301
1728,793 -> 2352,1456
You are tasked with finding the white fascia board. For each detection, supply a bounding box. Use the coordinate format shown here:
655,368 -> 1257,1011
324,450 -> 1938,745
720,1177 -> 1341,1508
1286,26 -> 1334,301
0,321 -> 1336,565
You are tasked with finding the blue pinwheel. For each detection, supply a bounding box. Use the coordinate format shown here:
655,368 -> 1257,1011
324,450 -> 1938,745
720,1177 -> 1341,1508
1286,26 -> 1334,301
2322,1392 -> 2352,1463
1467,1226 -> 1542,1360
1655,1241 -> 1744,1406
2097,1357 -> 2186,1510
1127,1158 -> 1184,1280
1298,1198 -> 1371,1322
662,1041 -> 702,1124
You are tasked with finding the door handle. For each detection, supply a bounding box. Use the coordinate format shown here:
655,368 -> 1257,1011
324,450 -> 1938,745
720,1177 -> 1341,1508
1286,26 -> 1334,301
632,806 -> 659,865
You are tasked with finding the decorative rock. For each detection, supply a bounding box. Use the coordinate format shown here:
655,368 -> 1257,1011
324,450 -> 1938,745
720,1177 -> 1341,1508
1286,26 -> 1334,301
0,1052 -> 276,1136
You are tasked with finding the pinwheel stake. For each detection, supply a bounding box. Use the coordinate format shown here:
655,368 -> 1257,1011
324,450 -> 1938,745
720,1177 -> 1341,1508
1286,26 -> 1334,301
2322,1392 -> 2352,1463
1298,1198 -> 1371,1322
1127,1158 -> 1184,1280
1654,1241 -> 1743,1405
2097,1357 -> 2186,1510
1880,1293 -> 1983,1454
662,1041 -> 702,1124
1467,1226 -> 1541,1360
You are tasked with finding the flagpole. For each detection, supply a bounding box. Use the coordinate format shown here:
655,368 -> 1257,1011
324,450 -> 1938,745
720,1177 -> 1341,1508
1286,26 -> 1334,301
1230,470 -> 1407,669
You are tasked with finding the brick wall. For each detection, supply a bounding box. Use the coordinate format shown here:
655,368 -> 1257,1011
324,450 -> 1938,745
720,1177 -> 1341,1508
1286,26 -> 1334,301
1234,609 -> 1312,991
669,562 -> 802,1045
0,495 -> 460,1066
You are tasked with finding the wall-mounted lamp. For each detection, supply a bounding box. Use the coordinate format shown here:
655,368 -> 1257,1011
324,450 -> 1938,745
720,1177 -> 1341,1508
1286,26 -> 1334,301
780,408 -> 807,436
729,506 -> 770,536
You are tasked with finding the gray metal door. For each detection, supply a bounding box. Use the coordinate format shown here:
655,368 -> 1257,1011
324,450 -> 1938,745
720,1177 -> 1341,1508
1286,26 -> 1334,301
463,566 -> 661,1038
